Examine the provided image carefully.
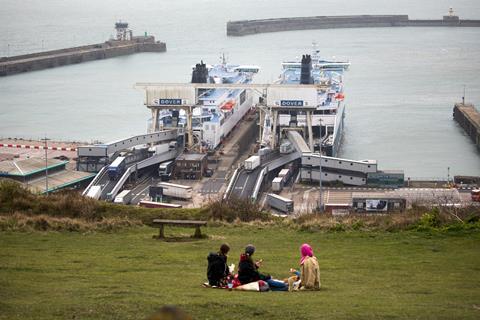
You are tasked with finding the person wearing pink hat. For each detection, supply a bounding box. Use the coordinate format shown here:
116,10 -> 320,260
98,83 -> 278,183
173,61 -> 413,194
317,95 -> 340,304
294,243 -> 321,290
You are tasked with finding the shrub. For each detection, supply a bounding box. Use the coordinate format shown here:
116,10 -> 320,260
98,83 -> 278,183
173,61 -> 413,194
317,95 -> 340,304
206,197 -> 271,222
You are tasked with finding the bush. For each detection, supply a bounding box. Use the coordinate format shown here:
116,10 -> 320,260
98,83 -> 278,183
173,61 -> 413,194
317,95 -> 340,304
206,197 -> 271,222
2,178 -> 480,233
0,179 -> 36,212
0,213 -> 142,232
413,208 -> 440,231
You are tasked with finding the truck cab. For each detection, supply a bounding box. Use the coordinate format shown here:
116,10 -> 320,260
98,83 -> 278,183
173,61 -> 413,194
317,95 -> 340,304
472,189 -> 480,202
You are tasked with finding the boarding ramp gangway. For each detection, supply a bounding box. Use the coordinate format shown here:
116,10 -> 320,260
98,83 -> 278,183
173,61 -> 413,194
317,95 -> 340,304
223,167 -> 240,200
264,151 -> 301,173
251,167 -> 268,202
287,130 -> 312,154
302,154 -> 378,174
300,168 -> 367,186
286,129 -> 381,186
230,167 -> 262,200
82,165 -> 108,196
77,130 -> 178,158
106,149 -> 179,201
228,151 -> 301,201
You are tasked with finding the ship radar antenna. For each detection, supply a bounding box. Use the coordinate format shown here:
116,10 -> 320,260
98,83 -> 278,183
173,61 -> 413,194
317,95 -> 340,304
312,41 -> 320,63
220,52 -> 227,65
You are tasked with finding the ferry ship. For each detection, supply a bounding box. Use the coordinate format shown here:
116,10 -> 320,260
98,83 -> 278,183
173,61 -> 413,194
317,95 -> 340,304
276,45 -> 349,156
149,57 -> 259,150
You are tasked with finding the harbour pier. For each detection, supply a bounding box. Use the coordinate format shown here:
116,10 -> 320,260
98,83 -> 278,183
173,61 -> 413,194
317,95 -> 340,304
227,10 -> 480,36
0,22 -> 166,77
453,103 -> 480,150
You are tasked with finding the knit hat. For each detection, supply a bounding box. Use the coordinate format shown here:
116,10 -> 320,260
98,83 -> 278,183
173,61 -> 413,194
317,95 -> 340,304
300,243 -> 314,265
245,244 -> 255,256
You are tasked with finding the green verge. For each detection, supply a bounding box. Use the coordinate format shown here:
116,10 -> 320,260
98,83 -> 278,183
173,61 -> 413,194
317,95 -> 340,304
1,226 -> 479,320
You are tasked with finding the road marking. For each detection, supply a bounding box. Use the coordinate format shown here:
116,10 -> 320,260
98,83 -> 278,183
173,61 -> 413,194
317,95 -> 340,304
12,161 -> 24,175
132,185 -> 150,203
240,174 -> 250,197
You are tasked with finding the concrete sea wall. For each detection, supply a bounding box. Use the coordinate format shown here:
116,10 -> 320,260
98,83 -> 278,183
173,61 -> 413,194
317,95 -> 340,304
453,103 -> 480,151
227,15 -> 480,36
0,36 -> 166,77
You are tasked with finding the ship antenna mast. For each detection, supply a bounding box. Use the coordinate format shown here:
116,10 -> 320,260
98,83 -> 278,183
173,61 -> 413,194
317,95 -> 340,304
312,41 -> 320,64
220,52 -> 227,65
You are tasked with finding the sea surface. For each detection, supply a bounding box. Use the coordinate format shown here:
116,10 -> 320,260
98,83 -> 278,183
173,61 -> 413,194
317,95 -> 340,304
1,0 -> 479,177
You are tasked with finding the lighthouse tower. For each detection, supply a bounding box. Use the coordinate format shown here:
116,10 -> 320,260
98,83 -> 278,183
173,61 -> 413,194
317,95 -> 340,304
443,7 -> 460,22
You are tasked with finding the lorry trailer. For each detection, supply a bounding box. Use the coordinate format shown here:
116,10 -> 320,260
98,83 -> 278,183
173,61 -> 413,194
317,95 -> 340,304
148,143 -> 170,155
138,200 -> 182,208
114,189 -> 133,204
472,189 -> 480,202
266,193 -> 294,213
107,156 -> 126,180
272,177 -> 284,192
157,182 -> 193,199
245,155 -> 260,172
85,185 -> 102,200
158,160 -> 174,181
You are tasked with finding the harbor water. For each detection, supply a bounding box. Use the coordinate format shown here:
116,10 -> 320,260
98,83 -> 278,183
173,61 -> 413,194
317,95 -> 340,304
1,0 -> 479,177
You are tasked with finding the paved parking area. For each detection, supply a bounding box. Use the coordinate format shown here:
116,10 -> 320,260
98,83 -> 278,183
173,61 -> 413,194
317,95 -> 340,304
274,186 -> 469,215
201,178 -> 225,195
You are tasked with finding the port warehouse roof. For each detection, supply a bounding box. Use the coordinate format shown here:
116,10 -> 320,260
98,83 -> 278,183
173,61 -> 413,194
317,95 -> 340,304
27,170 -> 96,194
0,158 -> 95,193
0,158 -> 67,177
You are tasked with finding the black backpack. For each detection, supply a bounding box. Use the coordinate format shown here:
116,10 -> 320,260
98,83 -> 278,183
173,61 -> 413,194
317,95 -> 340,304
207,252 -> 227,286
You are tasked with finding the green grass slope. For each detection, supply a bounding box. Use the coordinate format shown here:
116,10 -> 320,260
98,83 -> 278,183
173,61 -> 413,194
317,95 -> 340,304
1,226 -> 479,319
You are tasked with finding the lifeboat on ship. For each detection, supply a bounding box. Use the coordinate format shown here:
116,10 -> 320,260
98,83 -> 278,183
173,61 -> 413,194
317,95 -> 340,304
221,100 -> 235,111
335,93 -> 345,101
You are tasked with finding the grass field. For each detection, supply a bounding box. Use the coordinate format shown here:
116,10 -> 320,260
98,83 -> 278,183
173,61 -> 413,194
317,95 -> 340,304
1,226 -> 480,319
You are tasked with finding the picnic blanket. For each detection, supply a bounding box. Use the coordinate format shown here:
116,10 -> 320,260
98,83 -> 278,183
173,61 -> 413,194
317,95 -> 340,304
202,280 -> 269,292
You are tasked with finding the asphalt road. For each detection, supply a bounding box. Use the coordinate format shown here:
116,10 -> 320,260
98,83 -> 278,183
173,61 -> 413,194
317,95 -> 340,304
231,168 -> 261,199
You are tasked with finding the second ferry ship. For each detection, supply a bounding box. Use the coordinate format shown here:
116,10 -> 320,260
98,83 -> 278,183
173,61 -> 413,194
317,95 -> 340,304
149,56 -> 259,150
276,45 -> 349,156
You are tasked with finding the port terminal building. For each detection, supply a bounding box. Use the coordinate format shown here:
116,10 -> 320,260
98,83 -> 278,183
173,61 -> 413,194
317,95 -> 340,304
0,157 -> 95,194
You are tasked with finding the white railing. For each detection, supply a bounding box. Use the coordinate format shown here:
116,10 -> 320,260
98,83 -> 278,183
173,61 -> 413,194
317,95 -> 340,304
251,167 -> 268,202
82,166 -> 107,196
224,168 -> 240,200
106,166 -> 133,201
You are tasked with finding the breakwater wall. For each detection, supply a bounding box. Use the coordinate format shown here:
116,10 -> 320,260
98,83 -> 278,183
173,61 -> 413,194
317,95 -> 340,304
227,14 -> 480,36
0,36 -> 166,77
453,103 -> 480,151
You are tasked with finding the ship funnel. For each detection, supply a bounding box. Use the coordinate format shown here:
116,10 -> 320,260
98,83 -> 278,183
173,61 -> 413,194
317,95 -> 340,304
191,60 -> 208,83
300,54 -> 313,85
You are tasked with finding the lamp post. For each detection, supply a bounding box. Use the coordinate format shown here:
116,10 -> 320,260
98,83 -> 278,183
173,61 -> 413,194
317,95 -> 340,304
41,136 -> 50,195
318,118 -> 323,213
447,166 -> 450,186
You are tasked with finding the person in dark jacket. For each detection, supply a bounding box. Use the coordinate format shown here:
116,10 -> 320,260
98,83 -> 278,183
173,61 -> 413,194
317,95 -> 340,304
207,243 -> 230,286
238,244 -> 268,284
237,244 -> 288,291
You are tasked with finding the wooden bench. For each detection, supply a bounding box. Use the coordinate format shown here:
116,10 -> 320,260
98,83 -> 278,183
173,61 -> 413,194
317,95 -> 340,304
152,219 -> 207,239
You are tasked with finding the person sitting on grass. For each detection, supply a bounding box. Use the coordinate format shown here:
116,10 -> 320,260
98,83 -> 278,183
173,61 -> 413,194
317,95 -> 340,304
294,243 -> 321,291
207,243 -> 231,287
237,244 -> 288,291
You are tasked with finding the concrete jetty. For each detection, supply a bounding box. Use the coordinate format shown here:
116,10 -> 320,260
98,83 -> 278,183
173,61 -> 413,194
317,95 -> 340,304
453,103 -> 480,150
0,21 -> 166,77
227,13 -> 480,36
0,36 -> 166,77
